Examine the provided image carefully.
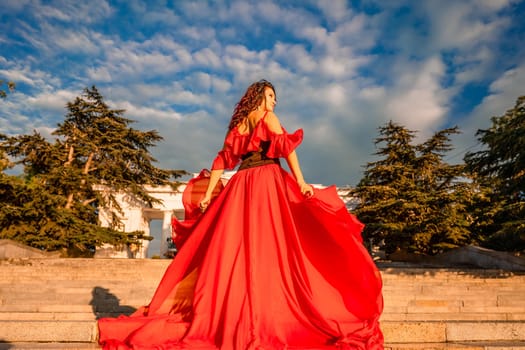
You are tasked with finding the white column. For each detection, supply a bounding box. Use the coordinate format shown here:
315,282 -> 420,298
138,216 -> 151,259
160,210 -> 172,258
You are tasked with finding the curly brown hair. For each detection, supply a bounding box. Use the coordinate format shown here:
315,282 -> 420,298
228,80 -> 276,131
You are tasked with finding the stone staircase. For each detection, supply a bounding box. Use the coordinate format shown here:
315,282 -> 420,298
379,265 -> 525,347
0,258 -> 524,349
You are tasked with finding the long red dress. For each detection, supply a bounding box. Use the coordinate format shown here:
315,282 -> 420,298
98,113 -> 384,349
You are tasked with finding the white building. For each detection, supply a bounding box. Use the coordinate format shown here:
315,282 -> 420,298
98,172 -> 357,258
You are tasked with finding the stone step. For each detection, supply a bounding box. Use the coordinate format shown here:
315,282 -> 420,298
2,259 -> 525,345
0,274 -> 165,281
5,281 -> 522,291
0,320 -> 524,344
380,321 -> 525,343
386,343 -> 525,350
4,292 -> 522,305
2,301 -> 523,319
0,344 -> 100,350
381,313 -> 525,321
0,294 -> 152,305
4,295 -> 521,311
0,320 -> 97,342
6,311 -> 523,322
11,259 -> 524,272
0,312 -> 94,321
2,275 -> 522,286
0,305 -> 94,313
1,342 -> 525,350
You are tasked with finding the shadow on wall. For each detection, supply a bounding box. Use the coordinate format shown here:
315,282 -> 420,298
90,286 -> 137,320
0,340 -> 13,350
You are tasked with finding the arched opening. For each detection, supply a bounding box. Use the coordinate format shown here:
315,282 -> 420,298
147,219 -> 163,258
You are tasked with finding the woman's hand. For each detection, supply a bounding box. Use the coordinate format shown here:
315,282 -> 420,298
298,182 -> 313,198
199,194 -> 211,212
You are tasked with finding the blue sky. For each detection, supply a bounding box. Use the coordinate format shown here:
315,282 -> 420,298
1,0 -> 524,186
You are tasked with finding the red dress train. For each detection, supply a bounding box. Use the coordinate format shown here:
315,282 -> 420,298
98,115 -> 384,349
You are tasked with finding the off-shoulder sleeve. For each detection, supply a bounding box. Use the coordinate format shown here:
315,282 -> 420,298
265,128 -> 304,158
211,122 -> 303,169
211,148 -> 240,170
211,129 -> 247,170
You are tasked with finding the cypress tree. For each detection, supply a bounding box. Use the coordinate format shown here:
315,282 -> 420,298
0,86 -> 186,254
353,121 -> 473,255
465,96 -> 525,252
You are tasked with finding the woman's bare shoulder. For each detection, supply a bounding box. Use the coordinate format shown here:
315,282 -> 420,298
236,117 -> 249,135
246,110 -> 265,128
264,111 -> 283,134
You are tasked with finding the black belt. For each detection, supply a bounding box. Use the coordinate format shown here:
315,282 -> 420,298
238,152 -> 280,171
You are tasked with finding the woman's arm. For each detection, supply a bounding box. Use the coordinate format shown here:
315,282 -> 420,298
286,150 -> 313,197
199,168 -> 224,212
266,112 -> 313,197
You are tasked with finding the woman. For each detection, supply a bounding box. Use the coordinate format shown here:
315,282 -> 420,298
98,80 -> 384,349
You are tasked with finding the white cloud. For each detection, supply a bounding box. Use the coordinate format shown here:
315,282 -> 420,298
38,6 -> 71,22
179,26 -> 216,42
52,29 -> 101,54
228,1 -> 256,25
27,89 -> 77,112
274,43 -> 317,73
1,0 -> 32,12
0,68 -> 36,87
87,66 -> 112,82
429,4 -> 508,49
193,48 -> 222,68
315,0 -> 351,23
359,86 -> 386,101
139,7 -> 180,27
115,101 -> 183,121
299,25 -> 329,47
488,65 -> 525,96
454,46 -> 494,84
385,57 -> 448,135
34,126 -> 56,140
476,0 -> 516,12
103,44 -> 184,80
322,83 -> 347,107
447,62 -> 525,163
467,63 -> 525,132
1,0 -> 522,186
187,73 -> 232,94
0,65 -> 61,91
335,14 -> 375,49
37,0 -> 113,23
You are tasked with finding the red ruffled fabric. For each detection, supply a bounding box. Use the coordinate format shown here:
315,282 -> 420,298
171,169 -> 225,248
211,113 -> 303,170
98,115 -> 384,350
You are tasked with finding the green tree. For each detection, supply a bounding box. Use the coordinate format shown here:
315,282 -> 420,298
412,127 -> 472,252
351,121 -> 418,254
0,80 -> 15,99
464,95 -> 525,252
352,121 -> 472,255
1,86 -> 186,254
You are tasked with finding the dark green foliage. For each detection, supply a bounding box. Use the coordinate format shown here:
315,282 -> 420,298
0,86 -> 186,254
352,121 -> 473,255
465,96 -> 525,252
0,80 -> 15,99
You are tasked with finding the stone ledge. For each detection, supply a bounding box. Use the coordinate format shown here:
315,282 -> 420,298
0,321 -> 97,342
383,246 -> 525,272
385,342 -> 525,350
0,240 -> 61,259
447,322 -> 525,342
2,342 -> 524,350
0,343 -> 99,350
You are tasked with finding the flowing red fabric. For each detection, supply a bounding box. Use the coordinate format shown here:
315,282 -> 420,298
98,115 -> 384,349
